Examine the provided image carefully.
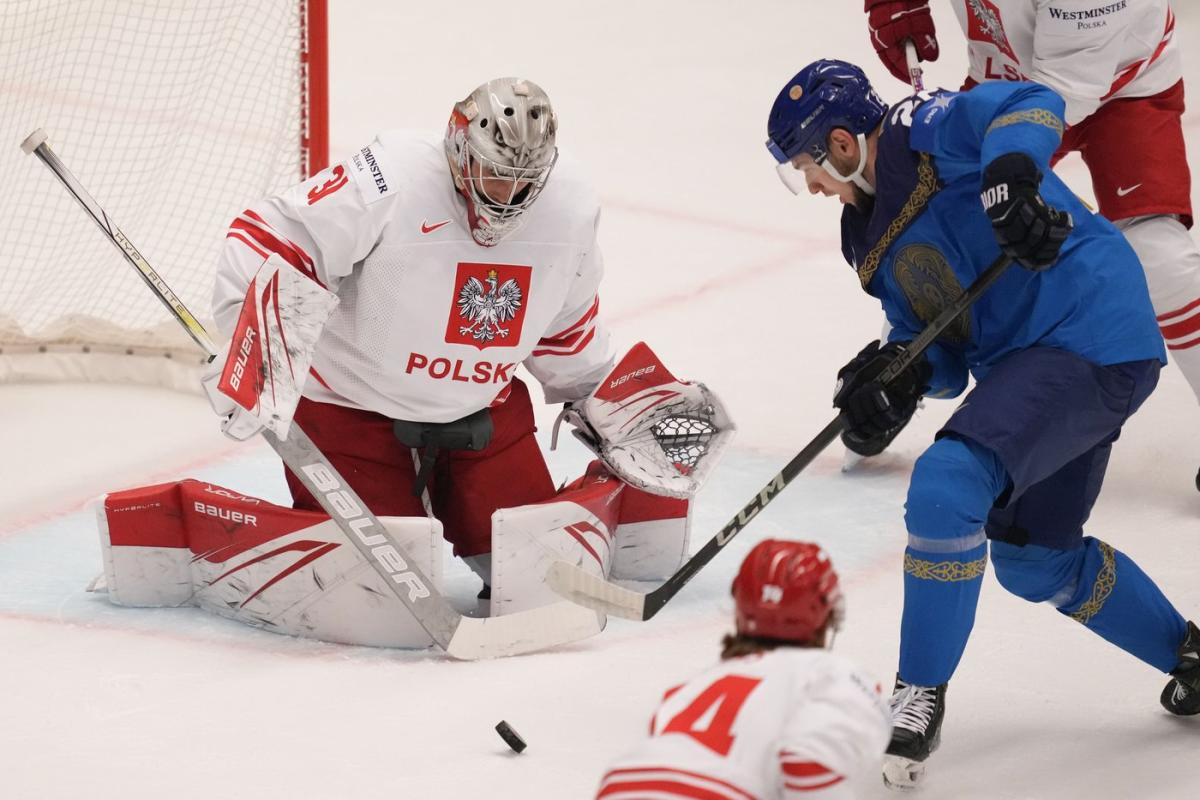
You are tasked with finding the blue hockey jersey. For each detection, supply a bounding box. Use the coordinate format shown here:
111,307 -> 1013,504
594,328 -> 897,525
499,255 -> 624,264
840,81 -> 1165,398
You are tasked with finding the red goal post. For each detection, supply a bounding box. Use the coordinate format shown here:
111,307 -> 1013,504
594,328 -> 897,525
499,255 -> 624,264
0,0 -> 328,390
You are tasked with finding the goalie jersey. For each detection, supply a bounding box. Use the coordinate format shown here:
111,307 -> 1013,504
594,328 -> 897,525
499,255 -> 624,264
596,650 -> 890,800
213,131 -> 613,424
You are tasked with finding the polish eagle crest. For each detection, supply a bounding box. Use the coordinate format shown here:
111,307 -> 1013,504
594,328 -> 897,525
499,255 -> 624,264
965,0 -> 1019,62
456,268 -> 523,343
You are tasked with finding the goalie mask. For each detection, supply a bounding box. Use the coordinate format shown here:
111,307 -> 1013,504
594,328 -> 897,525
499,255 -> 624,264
445,77 -> 559,247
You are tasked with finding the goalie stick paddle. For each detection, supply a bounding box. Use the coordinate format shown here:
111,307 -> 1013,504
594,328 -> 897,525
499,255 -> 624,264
21,128 -> 603,659
547,253 -> 1014,621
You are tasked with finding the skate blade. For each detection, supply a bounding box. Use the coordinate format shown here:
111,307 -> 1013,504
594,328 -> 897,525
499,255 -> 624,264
882,755 -> 925,790
841,448 -> 866,472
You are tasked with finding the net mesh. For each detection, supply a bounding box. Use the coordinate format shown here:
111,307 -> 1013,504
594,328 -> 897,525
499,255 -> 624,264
0,0 -> 311,363
652,413 -> 718,471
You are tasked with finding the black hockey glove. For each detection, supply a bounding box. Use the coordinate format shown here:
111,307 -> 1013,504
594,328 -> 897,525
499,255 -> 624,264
833,340 -> 932,440
980,152 -> 1073,271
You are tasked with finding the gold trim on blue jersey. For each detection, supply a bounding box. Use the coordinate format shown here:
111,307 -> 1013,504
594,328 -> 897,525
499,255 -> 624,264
859,153 -> 939,289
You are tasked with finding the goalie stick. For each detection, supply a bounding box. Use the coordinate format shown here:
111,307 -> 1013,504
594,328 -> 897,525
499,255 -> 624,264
20,128 -> 603,659
547,253 -> 1013,620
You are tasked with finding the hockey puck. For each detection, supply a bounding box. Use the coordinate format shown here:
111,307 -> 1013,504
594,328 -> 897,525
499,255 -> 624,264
495,720 -> 526,753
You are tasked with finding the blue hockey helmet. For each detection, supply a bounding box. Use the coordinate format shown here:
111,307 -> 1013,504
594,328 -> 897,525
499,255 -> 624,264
766,60 -> 886,195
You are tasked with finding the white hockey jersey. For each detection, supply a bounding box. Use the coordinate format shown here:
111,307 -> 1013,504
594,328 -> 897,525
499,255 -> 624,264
213,131 -> 613,423
596,649 -> 891,800
952,0 -> 1180,125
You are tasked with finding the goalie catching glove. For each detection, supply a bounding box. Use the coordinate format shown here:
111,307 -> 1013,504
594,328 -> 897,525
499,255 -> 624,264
553,342 -> 735,499
202,253 -> 339,440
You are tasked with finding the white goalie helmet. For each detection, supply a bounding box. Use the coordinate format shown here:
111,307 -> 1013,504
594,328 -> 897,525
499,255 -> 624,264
444,77 -> 559,246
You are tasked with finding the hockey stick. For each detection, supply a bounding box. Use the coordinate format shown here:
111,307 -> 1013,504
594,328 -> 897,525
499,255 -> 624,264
21,128 -> 603,659
547,253 -> 1013,620
904,40 -> 925,93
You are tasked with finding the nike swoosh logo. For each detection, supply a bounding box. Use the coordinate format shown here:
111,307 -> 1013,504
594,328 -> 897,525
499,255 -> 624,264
420,219 -> 452,234
1116,184 -> 1143,197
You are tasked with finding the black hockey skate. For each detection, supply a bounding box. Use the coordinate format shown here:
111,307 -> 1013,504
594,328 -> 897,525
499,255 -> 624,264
882,678 -> 946,790
1161,620 -> 1200,715
842,422 -> 906,459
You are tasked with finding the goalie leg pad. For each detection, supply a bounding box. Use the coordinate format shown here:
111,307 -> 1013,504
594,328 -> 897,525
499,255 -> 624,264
610,485 -> 690,581
489,461 -> 695,607
98,480 -> 442,649
490,461 -> 622,618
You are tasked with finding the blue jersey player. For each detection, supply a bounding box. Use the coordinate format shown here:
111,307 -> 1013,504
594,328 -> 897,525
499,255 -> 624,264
765,60 -> 1200,789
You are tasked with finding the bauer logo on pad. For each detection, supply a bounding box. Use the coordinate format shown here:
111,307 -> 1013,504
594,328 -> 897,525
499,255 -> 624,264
445,262 -> 532,350
594,342 -> 678,403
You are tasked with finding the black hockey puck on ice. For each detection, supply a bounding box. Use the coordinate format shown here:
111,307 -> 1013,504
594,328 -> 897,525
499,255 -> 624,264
495,720 -> 526,753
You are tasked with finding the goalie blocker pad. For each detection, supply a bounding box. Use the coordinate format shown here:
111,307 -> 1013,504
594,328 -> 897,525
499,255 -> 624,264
217,252 -> 338,439
94,466 -> 690,648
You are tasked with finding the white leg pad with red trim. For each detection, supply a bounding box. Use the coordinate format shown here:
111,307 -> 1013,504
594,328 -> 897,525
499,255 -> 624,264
609,485 -> 690,581
94,467 -> 689,647
489,461 -> 691,615
95,480 -> 441,649
490,464 -> 622,618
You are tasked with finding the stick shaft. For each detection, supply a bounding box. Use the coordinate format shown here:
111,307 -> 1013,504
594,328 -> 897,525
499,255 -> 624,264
543,254 -> 1012,620
640,254 -> 1010,617
26,134 -> 218,358
904,40 -> 925,93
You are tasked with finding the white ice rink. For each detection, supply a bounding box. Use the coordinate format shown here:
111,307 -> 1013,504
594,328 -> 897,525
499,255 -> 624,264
2,2 -> 1199,798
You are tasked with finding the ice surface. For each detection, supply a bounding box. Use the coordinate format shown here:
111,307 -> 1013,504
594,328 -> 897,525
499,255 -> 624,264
2,2 -> 1199,798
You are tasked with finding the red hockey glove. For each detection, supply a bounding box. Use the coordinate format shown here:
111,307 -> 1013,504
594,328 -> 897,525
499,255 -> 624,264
866,0 -> 939,84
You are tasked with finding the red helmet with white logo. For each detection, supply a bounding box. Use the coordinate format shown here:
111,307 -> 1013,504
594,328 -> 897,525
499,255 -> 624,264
732,539 -> 842,645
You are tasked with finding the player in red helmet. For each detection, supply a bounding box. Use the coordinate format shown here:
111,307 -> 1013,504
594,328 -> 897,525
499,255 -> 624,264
595,540 -> 890,800
733,539 -> 844,648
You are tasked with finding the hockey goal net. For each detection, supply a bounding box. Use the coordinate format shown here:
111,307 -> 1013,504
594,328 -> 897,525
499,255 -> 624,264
0,0 -> 327,389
